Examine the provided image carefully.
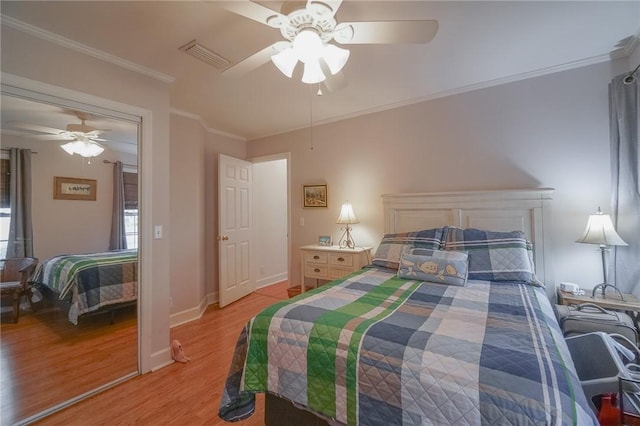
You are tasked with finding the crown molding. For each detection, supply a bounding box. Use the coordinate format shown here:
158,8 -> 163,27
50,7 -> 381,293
170,108 -> 245,141
2,15 -> 175,84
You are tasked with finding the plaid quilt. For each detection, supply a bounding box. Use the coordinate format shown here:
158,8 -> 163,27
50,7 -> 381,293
219,267 -> 596,425
30,250 -> 138,324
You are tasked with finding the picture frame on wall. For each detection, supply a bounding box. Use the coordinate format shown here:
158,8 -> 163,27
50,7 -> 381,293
303,184 -> 327,208
53,176 -> 97,201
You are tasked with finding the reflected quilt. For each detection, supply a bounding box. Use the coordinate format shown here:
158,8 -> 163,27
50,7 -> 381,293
31,249 -> 137,324
219,267 -> 596,425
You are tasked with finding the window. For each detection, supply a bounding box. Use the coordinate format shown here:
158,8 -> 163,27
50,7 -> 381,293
123,171 -> 138,249
0,158 -> 9,258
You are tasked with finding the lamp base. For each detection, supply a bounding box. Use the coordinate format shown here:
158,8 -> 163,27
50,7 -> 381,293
591,283 -> 625,301
338,226 -> 356,249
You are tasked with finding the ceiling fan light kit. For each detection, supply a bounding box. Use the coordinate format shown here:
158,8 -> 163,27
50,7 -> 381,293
271,29 -> 349,83
61,136 -> 105,158
220,0 -> 438,87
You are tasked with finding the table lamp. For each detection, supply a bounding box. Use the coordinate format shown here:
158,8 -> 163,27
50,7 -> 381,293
575,207 -> 628,299
336,202 -> 358,249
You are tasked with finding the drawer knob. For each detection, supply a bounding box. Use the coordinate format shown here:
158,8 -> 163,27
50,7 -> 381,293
314,268 -> 320,273
313,255 -> 320,260
337,257 -> 345,262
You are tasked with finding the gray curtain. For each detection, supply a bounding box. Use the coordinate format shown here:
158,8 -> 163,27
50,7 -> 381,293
109,160 -> 127,250
609,70 -> 640,296
7,148 -> 33,258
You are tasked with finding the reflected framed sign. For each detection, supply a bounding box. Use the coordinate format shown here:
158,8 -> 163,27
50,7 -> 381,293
53,176 -> 97,201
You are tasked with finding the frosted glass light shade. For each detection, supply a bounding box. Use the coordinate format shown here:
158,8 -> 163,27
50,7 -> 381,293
576,208 -> 627,246
271,47 -> 298,78
301,60 -> 324,84
293,30 -> 323,64
61,139 -> 105,158
336,202 -> 359,224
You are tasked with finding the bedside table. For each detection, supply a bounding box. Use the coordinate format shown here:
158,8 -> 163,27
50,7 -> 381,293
300,245 -> 372,293
558,289 -> 640,323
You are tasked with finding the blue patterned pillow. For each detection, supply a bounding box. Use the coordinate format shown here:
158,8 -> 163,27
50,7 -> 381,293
371,228 -> 443,270
398,250 -> 469,286
441,226 -> 539,285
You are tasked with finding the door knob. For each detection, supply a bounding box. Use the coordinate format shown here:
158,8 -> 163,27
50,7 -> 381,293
217,235 -> 229,241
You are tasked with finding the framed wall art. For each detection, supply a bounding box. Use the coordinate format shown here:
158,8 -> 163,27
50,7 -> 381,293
53,176 -> 97,201
303,184 -> 327,208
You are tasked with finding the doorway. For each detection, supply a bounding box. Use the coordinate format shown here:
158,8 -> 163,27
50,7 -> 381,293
252,155 -> 289,290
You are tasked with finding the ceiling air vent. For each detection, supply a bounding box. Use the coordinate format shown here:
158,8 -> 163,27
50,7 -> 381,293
180,40 -> 230,69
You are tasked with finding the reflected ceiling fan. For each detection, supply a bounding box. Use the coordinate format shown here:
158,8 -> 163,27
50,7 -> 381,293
218,0 -> 438,90
9,112 -> 110,158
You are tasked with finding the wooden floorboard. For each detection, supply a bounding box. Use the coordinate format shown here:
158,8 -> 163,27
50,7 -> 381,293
28,281 -> 290,425
1,302 -> 137,425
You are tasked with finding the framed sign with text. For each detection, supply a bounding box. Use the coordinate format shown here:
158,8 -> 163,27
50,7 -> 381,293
53,176 -> 97,201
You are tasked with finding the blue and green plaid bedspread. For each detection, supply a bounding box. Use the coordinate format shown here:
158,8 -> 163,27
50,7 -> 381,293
219,267 -> 596,425
31,249 -> 137,324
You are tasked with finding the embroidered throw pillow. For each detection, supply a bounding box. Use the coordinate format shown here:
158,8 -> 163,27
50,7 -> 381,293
397,250 -> 469,286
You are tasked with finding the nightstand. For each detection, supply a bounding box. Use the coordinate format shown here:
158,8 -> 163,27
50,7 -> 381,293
558,289 -> 640,324
300,245 -> 372,293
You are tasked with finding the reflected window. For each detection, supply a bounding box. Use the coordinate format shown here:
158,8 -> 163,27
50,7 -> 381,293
123,170 -> 138,249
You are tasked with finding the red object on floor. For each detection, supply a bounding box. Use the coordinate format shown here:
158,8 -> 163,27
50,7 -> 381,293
598,394 -> 620,426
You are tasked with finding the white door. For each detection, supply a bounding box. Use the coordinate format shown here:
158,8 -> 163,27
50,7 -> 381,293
218,154 -> 254,307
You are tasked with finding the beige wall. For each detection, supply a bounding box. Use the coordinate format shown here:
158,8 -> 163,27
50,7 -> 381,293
2,26 -> 172,370
3,134 -> 136,260
247,59 -> 633,295
168,112 -> 245,324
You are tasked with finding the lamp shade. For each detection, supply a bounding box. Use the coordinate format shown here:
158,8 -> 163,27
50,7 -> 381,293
576,208 -> 628,246
336,202 -> 359,225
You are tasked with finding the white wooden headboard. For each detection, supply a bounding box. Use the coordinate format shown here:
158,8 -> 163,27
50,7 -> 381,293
382,189 -> 555,296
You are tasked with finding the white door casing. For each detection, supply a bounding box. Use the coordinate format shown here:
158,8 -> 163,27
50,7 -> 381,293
218,154 -> 254,307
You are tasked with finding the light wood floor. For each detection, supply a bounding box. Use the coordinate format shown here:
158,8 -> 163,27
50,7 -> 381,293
1,302 -> 137,425
30,281 -> 290,425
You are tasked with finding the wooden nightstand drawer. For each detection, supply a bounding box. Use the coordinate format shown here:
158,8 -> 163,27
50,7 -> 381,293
305,264 -> 328,278
300,245 -> 372,294
304,252 -> 328,264
329,253 -> 354,267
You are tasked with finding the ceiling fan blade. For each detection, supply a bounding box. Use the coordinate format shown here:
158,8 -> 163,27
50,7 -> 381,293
334,20 -> 438,44
223,42 -> 287,78
25,134 -> 71,141
216,1 -> 286,28
307,0 -> 342,16
7,121 -> 64,135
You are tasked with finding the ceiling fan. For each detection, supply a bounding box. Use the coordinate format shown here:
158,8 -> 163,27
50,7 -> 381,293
218,0 -> 438,90
9,112 -> 110,158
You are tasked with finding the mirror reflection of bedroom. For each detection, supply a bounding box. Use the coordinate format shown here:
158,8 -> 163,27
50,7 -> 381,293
0,94 -> 139,425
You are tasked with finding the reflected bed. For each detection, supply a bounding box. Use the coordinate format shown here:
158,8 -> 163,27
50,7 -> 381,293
30,249 -> 137,324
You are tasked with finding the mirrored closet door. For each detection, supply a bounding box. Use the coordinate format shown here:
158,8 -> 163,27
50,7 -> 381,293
0,90 -> 140,425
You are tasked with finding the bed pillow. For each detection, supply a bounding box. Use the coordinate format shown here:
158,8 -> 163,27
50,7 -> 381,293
371,228 -> 443,270
441,226 -> 540,285
397,250 -> 469,286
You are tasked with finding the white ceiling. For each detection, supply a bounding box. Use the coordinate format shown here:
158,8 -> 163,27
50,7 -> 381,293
1,1 -> 639,142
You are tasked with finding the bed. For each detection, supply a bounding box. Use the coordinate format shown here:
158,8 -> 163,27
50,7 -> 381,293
218,189 -> 598,425
30,249 -> 138,325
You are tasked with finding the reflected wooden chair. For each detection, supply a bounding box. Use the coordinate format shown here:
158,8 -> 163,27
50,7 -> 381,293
0,257 -> 38,323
